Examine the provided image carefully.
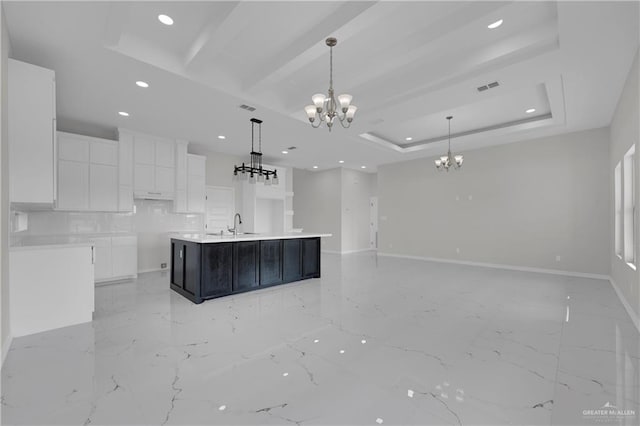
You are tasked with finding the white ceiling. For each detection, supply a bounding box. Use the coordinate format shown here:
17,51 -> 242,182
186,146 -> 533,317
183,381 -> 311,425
4,1 -> 638,172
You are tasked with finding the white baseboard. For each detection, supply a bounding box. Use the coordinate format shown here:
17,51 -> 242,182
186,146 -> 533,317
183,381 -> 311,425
138,268 -> 167,274
609,277 -> 640,334
322,249 -> 376,255
2,333 -> 13,366
376,252 -> 610,280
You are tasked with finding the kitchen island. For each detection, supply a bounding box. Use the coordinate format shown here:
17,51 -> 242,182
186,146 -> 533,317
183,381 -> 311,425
170,233 -> 331,303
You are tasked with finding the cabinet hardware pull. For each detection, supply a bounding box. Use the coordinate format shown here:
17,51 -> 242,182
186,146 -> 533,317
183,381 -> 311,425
179,249 -> 183,259
91,246 -> 94,264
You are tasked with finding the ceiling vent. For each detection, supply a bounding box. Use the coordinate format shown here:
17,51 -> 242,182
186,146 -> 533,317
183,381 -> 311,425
287,146 -> 297,150
239,104 -> 256,112
477,81 -> 499,92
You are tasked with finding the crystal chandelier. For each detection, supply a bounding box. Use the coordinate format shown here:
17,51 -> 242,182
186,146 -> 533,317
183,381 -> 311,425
233,118 -> 278,185
435,116 -> 463,171
304,37 -> 357,131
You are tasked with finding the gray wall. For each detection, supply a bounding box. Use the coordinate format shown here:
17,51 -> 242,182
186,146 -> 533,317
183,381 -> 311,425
610,49 -> 639,319
378,127 -> 610,276
293,167 -> 375,253
1,3 -> 11,362
293,168 -> 342,252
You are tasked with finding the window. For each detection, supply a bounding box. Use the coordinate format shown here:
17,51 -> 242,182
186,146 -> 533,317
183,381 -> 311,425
615,162 -> 622,258
623,145 -> 636,268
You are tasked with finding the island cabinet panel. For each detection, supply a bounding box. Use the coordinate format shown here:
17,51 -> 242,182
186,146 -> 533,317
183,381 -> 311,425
233,241 -> 259,291
260,240 -> 283,287
172,241 -> 185,288
302,238 -> 320,278
283,239 -> 302,283
183,242 -> 201,296
202,243 -> 233,298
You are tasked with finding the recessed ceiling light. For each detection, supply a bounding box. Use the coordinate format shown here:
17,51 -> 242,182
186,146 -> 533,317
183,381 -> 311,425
339,349 -> 345,354
339,160 -> 344,164
488,19 -> 503,29
361,339 -> 367,344
313,339 -> 319,343
135,81 -> 149,88
218,405 -> 226,411
405,137 -> 413,141
313,166 -> 318,169
361,166 -> 366,169
118,111 -> 129,117
282,150 -> 288,154
526,108 -> 536,114
282,372 -> 289,377
218,135 -> 226,140
158,14 -> 174,25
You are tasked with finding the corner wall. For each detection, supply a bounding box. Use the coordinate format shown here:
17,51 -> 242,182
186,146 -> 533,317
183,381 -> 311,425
378,127 -> 610,276
1,3 -> 11,364
610,49 -> 640,323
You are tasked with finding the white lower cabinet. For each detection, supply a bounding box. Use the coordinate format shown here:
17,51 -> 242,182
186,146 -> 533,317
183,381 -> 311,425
93,235 -> 138,283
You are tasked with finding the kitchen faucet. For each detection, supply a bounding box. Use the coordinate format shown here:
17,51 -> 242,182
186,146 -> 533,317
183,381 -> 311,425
228,213 -> 242,236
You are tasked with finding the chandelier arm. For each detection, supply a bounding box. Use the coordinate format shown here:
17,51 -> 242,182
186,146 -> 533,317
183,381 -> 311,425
311,119 -> 323,129
337,116 -> 351,128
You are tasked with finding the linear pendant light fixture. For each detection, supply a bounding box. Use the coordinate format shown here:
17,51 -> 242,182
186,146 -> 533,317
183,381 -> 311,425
233,118 -> 278,185
304,37 -> 357,131
435,116 -> 463,171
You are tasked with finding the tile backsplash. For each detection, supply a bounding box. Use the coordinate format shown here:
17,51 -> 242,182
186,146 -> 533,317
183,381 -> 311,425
10,199 -> 203,246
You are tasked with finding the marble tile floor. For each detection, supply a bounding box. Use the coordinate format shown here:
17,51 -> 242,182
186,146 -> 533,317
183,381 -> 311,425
1,252 -> 639,425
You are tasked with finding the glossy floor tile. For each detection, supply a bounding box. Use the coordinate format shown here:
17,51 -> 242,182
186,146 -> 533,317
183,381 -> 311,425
2,253 -> 639,425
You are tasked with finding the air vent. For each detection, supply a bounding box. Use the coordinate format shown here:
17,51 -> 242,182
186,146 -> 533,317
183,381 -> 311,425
287,146 -> 297,150
477,81 -> 499,92
239,104 -> 256,112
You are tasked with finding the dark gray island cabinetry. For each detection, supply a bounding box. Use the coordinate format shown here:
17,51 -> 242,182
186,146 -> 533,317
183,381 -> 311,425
170,234 -> 327,304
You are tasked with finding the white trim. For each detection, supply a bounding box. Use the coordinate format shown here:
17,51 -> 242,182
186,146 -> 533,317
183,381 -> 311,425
609,277 -> 640,334
322,249 -> 376,255
376,252 -> 609,280
138,268 -> 165,274
2,333 -> 13,366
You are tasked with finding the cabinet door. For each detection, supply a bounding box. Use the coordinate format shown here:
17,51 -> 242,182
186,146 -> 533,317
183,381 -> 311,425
155,140 -> 175,167
57,160 -> 89,210
134,136 -> 155,165
58,133 -> 89,162
283,239 -> 302,282
111,236 -> 137,278
260,240 -> 283,286
202,243 -> 232,298
302,238 -> 320,278
89,164 -> 118,211
155,166 -> 175,194
8,59 -> 56,204
134,164 -> 155,193
90,140 -> 118,166
118,186 -> 133,212
172,241 -> 185,288
94,237 -> 112,282
183,241 -> 201,296
233,241 -> 259,291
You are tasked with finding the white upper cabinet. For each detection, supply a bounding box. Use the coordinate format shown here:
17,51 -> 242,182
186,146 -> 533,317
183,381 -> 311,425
132,133 -> 176,199
56,132 -> 119,212
8,59 -> 56,205
117,129 -> 134,212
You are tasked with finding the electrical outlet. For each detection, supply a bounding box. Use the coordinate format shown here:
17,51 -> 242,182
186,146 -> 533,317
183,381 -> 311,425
161,263 -> 167,269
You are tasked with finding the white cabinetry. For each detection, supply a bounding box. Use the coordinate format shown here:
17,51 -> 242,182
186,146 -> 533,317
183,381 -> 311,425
56,132 -> 119,211
187,154 -> 206,213
117,129 -> 134,212
10,244 -> 94,337
93,235 -> 137,283
8,59 -> 57,205
133,135 -> 176,199
174,140 -> 188,212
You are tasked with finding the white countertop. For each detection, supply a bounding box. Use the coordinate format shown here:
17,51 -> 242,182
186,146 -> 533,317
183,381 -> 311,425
10,242 -> 95,252
171,232 -> 332,244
